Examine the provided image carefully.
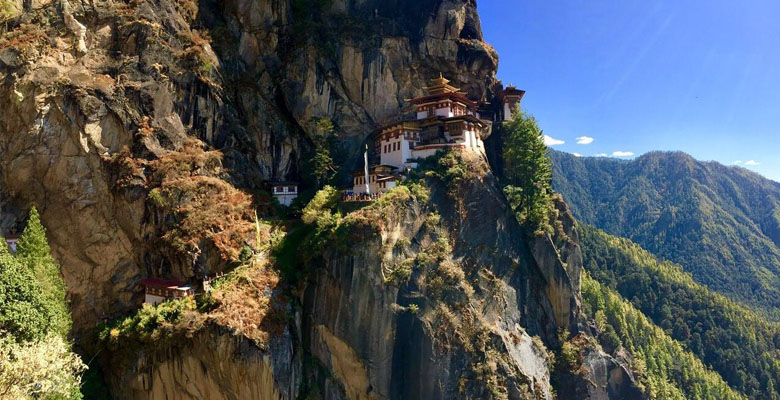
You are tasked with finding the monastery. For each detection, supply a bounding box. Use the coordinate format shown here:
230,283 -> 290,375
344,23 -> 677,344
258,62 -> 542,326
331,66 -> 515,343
350,75 -> 525,196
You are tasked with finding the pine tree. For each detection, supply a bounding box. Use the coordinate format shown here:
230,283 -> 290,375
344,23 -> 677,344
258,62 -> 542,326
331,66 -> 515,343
17,207 -> 71,338
0,242 -> 52,342
306,118 -> 336,189
501,111 -> 554,232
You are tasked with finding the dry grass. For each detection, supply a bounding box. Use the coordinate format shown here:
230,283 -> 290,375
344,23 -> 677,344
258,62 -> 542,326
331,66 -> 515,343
175,0 -> 199,22
208,259 -> 285,346
113,137 -> 261,264
154,175 -> 256,261
150,141 -> 257,262
0,23 -> 44,51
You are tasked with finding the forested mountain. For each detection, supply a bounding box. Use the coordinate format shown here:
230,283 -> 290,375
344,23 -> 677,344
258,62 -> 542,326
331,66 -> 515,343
552,150 -> 780,318
580,225 -> 780,399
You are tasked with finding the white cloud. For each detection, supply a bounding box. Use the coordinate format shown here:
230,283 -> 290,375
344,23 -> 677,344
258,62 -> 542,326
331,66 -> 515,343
612,151 -> 635,157
595,153 -> 608,157
744,160 -> 760,166
543,135 -> 565,146
572,153 -> 582,157
576,136 -> 594,145
733,161 -> 743,165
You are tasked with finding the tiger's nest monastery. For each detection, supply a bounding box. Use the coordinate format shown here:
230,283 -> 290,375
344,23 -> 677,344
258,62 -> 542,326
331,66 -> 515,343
350,75 -> 525,196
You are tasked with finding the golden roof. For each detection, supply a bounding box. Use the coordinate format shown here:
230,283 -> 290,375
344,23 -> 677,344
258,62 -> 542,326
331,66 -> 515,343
423,73 -> 461,95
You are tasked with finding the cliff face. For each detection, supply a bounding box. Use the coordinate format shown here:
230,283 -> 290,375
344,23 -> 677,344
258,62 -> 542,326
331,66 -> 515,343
105,326 -> 299,400
302,153 -> 582,399
0,0 -> 497,340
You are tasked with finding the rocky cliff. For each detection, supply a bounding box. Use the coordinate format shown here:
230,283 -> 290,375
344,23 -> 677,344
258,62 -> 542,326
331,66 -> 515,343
105,327 -> 298,400
0,0 -> 498,341
301,152 -> 582,400
0,1 -> 644,398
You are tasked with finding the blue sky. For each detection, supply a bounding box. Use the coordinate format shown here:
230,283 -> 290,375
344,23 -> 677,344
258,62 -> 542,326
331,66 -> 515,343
478,0 -> 780,182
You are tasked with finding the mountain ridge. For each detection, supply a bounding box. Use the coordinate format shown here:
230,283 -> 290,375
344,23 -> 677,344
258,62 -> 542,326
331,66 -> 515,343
551,149 -> 780,318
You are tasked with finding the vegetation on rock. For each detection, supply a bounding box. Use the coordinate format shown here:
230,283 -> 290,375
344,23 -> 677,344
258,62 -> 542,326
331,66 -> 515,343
100,256 -> 284,350
115,138 -> 263,269
0,0 -> 17,22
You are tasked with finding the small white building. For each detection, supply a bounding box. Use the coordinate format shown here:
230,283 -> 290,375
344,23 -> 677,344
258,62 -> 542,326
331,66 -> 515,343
139,278 -> 195,305
269,182 -> 299,206
5,235 -> 19,254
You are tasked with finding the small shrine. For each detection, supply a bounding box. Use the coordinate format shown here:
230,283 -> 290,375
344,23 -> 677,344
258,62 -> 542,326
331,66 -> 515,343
139,278 -> 196,305
268,181 -> 299,206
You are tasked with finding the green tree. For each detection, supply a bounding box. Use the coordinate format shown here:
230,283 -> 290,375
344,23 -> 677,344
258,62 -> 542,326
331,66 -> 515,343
301,185 -> 340,230
0,244 -> 53,342
502,111 -> 553,231
17,207 -> 71,338
306,119 -> 337,189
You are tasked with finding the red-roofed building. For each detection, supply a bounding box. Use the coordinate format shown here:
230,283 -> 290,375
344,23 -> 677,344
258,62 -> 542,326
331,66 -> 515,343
139,278 -> 196,305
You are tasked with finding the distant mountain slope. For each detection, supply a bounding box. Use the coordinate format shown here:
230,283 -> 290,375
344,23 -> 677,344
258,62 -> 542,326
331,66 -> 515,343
551,150 -> 780,318
580,225 -> 780,399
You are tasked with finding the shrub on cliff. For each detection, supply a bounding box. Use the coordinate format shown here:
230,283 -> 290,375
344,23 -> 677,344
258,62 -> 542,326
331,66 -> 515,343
301,185 -> 341,229
99,297 -> 199,346
0,0 -> 18,22
501,112 -> 554,233
139,139 -> 259,264
0,334 -> 86,400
